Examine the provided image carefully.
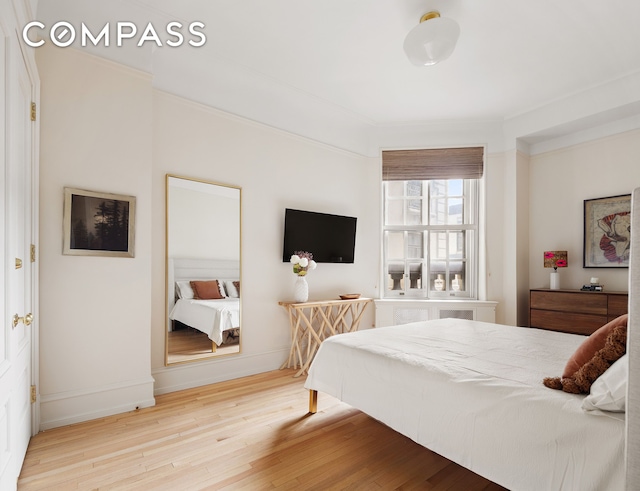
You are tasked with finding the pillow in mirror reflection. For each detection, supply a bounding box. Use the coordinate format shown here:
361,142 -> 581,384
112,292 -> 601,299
223,280 -> 240,298
176,281 -> 195,299
190,280 -> 226,300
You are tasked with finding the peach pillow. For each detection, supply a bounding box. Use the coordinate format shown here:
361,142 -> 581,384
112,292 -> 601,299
190,280 -> 224,300
562,314 -> 628,378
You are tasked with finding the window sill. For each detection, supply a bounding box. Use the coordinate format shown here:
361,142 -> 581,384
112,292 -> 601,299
375,298 -> 496,305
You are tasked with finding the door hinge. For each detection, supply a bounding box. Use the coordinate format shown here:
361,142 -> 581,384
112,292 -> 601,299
31,244 -> 36,262
30,385 -> 36,403
30,102 -> 36,122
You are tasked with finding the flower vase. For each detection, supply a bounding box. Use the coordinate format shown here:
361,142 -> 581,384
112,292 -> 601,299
293,275 -> 309,303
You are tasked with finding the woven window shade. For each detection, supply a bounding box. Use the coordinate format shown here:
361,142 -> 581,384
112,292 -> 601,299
382,147 -> 484,181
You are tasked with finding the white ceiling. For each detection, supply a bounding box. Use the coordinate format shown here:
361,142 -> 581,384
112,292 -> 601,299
34,0 -> 640,154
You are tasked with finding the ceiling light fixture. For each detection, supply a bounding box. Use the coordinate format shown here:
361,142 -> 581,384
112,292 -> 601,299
403,10 -> 460,66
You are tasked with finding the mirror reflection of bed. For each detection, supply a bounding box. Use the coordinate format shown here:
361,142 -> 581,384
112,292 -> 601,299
167,258 -> 241,363
166,175 -> 241,365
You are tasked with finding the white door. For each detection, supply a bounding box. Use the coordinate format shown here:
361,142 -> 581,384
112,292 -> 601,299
0,28 -> 35,490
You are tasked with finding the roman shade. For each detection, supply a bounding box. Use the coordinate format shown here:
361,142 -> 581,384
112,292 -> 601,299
382,147 -> 484,181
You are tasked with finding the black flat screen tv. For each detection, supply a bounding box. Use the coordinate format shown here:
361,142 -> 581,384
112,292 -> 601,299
282,208 -> 357,263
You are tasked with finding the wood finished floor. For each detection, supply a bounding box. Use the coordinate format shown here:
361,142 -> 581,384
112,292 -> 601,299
18,369 -> 507,490
167,329 -> 240,364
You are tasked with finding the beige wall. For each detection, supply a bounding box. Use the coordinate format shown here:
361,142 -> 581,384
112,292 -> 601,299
37,45 -> 154,428
36,43 -> 638,428
151,92 -> 380,392
168,184 -> 239,260
37,45 -> 380,425
516,151 -> 531,327
484,152 -> 507,324
484,150 -> 531,327
528,129 -> 640,293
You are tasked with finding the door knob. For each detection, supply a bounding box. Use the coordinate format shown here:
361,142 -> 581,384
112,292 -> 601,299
12,313 -> 33,328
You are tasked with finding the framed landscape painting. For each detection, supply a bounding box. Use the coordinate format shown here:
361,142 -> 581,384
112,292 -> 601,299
583,194 -> 631,268
63,187 -> 136,257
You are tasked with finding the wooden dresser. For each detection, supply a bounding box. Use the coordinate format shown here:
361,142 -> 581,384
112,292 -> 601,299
529,289 -> 628,335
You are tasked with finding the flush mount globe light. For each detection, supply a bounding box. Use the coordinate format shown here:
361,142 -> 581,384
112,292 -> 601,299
403,10 -> 460,66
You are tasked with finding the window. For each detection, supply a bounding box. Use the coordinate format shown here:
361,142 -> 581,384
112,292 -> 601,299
381,147 -> 483,299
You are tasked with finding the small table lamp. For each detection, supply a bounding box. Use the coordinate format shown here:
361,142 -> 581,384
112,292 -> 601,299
544,251 -> 568,290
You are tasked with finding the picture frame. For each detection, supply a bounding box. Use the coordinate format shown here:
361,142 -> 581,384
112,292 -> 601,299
583,194 -> 631,268
63,187 -> 136,257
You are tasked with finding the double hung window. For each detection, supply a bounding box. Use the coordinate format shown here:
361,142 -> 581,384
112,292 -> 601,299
381,147 -> 483,299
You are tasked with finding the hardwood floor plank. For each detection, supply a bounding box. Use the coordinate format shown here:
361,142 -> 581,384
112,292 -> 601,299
19,369 -> 506,490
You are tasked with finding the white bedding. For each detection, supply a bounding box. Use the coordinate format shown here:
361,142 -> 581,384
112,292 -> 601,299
169,298 -> 240,346
304,318 -> 625,491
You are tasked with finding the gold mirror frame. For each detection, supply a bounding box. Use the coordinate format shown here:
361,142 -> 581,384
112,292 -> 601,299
165,174 -> 242,365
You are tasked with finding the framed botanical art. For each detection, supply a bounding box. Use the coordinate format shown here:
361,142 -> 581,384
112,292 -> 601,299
63,187 -> 136,257
583,194 -> 631,268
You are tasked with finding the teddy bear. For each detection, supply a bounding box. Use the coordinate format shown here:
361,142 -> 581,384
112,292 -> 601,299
543,324 -> 627,394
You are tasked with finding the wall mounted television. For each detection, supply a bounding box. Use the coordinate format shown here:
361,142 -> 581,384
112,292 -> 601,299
282,208 -> 357,263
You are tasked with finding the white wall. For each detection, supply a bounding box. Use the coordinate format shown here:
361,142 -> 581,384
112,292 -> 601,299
168,185 -> 239,260
484,152 -> 507,324
484,149 -> 531,327
37,46 -> 155,429
528,129 -> 640,294
35,42 -> 639,428
36,46 -> 381,421
516,152 -> 531,327
150,92 -> 380,393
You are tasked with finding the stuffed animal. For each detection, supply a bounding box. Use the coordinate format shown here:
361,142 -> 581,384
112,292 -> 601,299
543,324 -> 627,394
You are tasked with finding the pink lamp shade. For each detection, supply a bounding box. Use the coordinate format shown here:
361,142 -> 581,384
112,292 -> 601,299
544,251 -> 568,270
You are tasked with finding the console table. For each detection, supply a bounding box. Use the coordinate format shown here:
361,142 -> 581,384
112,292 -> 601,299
279,298 -> 372,377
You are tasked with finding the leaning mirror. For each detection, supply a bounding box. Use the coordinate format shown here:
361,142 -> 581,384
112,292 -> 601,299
165,174 -> 241,365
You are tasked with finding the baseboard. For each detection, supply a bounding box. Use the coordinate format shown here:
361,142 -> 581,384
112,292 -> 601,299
39,376 -> 156,431
152,348 -> 289,395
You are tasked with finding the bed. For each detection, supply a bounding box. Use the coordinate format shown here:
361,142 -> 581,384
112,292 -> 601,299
305,318 -> 624,490
304,188 -> 640,491
167,258 -> 240,349
170,297 -> 239,346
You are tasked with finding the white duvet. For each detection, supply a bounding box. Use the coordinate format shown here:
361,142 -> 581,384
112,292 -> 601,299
169,298 -> 240,346
304,318 -> 625,491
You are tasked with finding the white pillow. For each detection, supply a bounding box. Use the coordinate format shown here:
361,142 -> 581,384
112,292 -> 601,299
215,280 -> 228,298
176,281 -> 195,299
582,354 -> 627,413
224,280 -> 239,298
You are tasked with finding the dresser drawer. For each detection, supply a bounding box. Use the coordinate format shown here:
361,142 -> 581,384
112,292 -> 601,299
608,294 -> 629,319
530,291 -> 607,316
529,289 -> 628,335
530,309 -> 607,336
